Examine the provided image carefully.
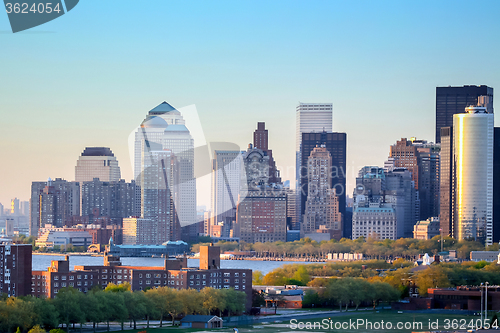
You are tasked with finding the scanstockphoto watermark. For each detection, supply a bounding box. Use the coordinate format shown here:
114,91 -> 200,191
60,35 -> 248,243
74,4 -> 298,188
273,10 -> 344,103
3,0 -> 79,33
290,318 -> 424,331
290,318 -> 499,331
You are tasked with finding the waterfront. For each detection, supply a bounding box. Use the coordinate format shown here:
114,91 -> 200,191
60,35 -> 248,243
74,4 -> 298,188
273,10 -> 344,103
32,254 -> 320,275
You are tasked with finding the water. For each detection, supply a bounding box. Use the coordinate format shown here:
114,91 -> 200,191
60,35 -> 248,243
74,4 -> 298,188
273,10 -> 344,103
32,255 -> 321,275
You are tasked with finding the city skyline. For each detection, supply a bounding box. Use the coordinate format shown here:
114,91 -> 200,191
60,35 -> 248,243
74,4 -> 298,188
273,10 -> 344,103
2,1 -> 500,208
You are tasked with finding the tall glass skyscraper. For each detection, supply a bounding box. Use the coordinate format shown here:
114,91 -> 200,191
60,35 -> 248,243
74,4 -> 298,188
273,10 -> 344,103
453,106 -> 494,245
134,102 -> 196,239
75,147 -> 121,182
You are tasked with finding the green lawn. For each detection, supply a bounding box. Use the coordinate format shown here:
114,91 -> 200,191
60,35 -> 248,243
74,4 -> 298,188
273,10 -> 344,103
114,311 -> 492,333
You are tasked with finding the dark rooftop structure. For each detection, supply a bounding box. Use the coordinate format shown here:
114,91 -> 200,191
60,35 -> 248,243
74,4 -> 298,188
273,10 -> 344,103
81,147 -> 115,157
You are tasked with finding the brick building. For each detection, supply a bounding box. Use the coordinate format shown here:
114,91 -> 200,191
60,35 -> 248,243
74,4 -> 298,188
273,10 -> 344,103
31,245 -> 253,310
0,243 -> 32,297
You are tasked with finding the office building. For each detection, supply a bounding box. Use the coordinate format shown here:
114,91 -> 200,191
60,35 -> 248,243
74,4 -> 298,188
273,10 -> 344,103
352,166 -> 419,240
235,145 -> 287,243
494,128 -> 500,243
253,122 -> 281,184
122,217 -> 156,245
75,147 -> 121,182
453,106 -> 494,245
0,243 -> 32,297
30,178 -> 80,236
300,132 -> 347,236
210,150 -> 242,236
134,102 -> 196,229
389,138 -> 440,220
10,198 -> 19,216
439,127 -> 453,238
35,229 -> 92,249
295,103 -> 333,230
302,146 -> 342,239
436,85 -> 493,143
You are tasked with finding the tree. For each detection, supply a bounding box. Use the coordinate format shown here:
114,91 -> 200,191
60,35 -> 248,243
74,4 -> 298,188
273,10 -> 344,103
124,291 -> 148,329
292,266 -> 310,285
178,289 -> 203,316
201,287 -> 226,317
415,266 -> 451,296
29,297 -> 59,330
252,289 -> 265,308
222,288 -> 246,316
53,288 -> 84,333
252,271 -> 264,285
28,325 -> 46,333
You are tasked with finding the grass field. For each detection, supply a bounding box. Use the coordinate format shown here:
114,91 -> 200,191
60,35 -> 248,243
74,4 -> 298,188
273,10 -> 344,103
115,311 -> 491,333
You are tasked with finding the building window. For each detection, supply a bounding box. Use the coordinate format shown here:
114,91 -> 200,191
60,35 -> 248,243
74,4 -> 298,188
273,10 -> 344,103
190,281 -> 194,286
69,276 -> 74,280
146,280 -> 151,285
146,274 -> 151,278
139,274 -> 142,278
61,282 -> 66,287
235,273 -> 239,277
102,269 -> 107,273
224,273 -> 230,277
235,285 -> 239,289
224,279 -> 230,283
54,282 -> 59,287
53,276 -> 59,281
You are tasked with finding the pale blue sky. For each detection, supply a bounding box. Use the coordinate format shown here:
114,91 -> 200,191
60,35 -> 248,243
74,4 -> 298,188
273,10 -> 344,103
1,0 -> 500,207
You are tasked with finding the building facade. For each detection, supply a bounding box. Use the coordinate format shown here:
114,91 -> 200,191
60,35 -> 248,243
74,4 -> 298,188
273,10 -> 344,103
75,147 -> 121,183
235,145 -> 287,243
30,178 -> 80,236
302,146 -> 342,239
0,243 -> 32,297
413,218 -> 440,240
300,132 -> 347,237
436,85 -> 493,143
453,106 -> 494,245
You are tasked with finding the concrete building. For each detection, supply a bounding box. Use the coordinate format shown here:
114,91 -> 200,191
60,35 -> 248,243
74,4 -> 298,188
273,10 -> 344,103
35,229 -> 92,249
453,106 -> 494,245
81,178 -> 139,224
75,147 -> 121,183
254,122 -> 281,184
295,103 -> 333,232
302,146 -> 342,239
210,150 -> 242,236
30,178 -> 80,236
122,217 -> 155,245
235,145 -> 287,243
413,218 -> 440,240
299,132 -> 347,237
352,166 -> 419,240
389,138 -> 440,220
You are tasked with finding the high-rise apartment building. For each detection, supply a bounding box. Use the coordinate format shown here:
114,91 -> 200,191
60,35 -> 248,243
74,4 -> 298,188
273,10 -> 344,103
75,147 -> 121,182
122,217 -> 156,245
302,146 -> 342,239
253,122 -> 281,184
453,106 -> 494,245
295,103 -> 333,230
436,85 -> 493,143
300,132 -> 347,237
0,243 -> 32,297
389,138 -> 440,220
10,198 -> 19,215
81,179 -> 139,224
235,145 -> 287,243
210,150 -> 242,236
439,127 -> 454,238
30,178 -> 80,236
134,102 -> 196,229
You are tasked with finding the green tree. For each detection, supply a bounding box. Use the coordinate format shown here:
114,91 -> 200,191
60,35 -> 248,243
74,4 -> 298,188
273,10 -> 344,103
53,288 -> 84,333
252,271 -> 264,285
201,287 -> 226,316
28,325 -> 46,333
124,291 -> 148,329
292,266 -> 310,285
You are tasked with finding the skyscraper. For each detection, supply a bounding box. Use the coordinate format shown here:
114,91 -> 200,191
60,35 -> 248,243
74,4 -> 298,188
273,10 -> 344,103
253,122 -> 281,184
439,127 -> 454,238
436,85 -> 493,143
453,106 -> 494,245
10,198 -> 19,216
300,132 -> 347,236
134,102 -> 196,229
210,150 -> 242,236
493,128 -> 500,243
302,146 -> 342,239
389,138 -> 440,220
295,103 -> 333,229
75,147 -> 121,182
235,145 -> 287,243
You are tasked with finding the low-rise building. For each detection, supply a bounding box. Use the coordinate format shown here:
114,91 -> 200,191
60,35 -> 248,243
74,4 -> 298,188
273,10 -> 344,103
36,229 -> 92,249
413,217 -> 440,240
470,251 -> 500,262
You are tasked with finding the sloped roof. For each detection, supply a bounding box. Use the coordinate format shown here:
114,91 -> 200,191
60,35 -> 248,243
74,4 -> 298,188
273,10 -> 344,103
180,315 -> 222,323
149,101 -> 176,114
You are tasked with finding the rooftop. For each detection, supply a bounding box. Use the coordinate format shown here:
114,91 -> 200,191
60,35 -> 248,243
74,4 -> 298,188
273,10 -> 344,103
81,147 -> 115,157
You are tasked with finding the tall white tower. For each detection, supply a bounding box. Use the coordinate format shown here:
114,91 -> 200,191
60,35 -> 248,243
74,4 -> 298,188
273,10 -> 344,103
75,147 -> 121,182
453,106 -> 494,245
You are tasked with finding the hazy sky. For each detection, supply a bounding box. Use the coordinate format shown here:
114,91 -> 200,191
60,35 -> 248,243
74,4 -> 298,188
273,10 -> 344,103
1,0 -> 500,208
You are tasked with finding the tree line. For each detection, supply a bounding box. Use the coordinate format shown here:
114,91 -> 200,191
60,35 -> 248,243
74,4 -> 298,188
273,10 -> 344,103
0,283 -> 246,333
194,236 -> 498,260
